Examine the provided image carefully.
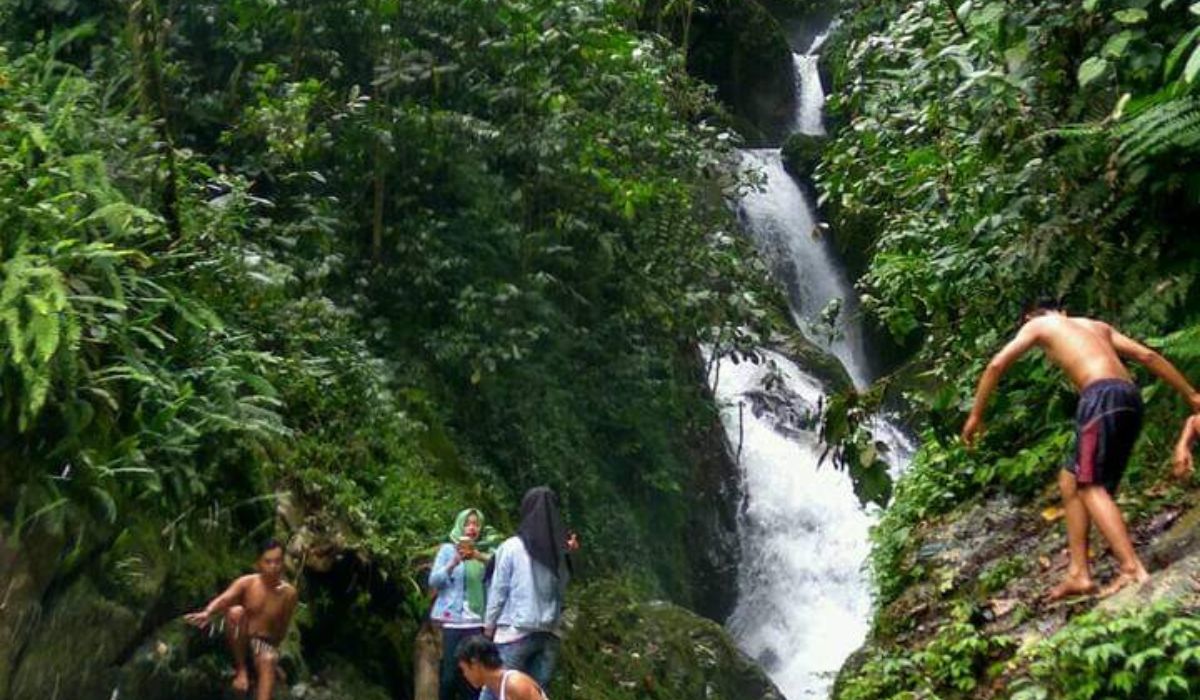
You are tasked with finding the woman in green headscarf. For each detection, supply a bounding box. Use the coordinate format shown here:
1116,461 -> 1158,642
429,508 -> 498,700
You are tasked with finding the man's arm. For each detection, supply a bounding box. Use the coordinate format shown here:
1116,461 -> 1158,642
483,542 -> 512,638
1173,415 -> 1199,479
1110,329 -> 1200,411
184,576 -> 249,628
961,323 -> 1041,445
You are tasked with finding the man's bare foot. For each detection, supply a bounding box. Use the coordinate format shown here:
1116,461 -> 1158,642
1046,575 -> 1097,601
1098,568 -> 1150,598
232,668 -> 250,694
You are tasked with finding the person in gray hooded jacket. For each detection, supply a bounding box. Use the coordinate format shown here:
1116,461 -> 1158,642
483,487 -> 577,689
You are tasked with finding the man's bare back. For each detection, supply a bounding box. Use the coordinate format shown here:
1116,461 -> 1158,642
1024,315 -> 1132,390
963,310 -> 1198,446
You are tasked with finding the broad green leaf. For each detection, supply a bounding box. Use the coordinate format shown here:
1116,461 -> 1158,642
1103,31 -> 1136,59
1186,44 -> 1200,82
1113,8 -> 1149,22
970,2 -> 1006,26
1180,43 -> 1200,82
1077,56 -> 1110,87
1084,0 -> 1101,11
1163,25 -> 1200,80
23,123 -> 49,152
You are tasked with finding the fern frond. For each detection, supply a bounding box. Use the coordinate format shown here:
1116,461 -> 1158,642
1116,96 -> 1200,167
1150,323 -> 1200,359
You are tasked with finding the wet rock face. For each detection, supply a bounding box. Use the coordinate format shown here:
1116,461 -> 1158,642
780,132 -> 825,180
560,585 -> 786,700
743,376 -> 821,440
0,527 -> 62,695
684,403 -> 746,623
640,0 -> 797,144
9,578 -> 142,700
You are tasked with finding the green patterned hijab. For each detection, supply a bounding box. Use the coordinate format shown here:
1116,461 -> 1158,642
449,508 -> 498,616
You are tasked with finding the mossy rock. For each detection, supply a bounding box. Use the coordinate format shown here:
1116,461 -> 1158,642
289,655 -> 393,700
0,524 -> 64,694
559,580 -> 783,700
116,619 -> 230,700
780,132 -> 825,179
776,329 -> 853,393
9,577 -> 142,700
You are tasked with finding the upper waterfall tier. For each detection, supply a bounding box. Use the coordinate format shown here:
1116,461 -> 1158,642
736,149 -> 871,388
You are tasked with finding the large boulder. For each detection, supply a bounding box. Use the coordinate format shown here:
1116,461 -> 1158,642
560,581 -> 784,699
780,132 -> 825,180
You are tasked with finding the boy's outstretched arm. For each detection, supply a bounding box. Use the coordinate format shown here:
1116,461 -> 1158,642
1173,415 -> 1199,479
1110,329 -> 1200,411
962,324 -> 1041,445
183,575 -> 250,628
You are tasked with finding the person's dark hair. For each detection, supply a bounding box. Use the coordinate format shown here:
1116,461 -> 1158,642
258,538 -> 284,557
1022,296 -> 1062,322
455,635 -> 502,668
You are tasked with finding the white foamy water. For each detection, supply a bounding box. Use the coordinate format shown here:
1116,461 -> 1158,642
792,53 -> 826,137
736,149 -> 871,388
711,350 -> 910,698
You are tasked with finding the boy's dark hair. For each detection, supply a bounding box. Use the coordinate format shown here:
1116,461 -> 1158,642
455,635 -> 503,668
258,538 -> 284,557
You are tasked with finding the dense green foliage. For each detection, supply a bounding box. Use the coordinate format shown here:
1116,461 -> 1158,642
1012,603 -> 1200,700
818,0 -> 1200,603
839,601 -> 1200,700
0,0 -> 786,694
838,603 -> 1014,699
815,2 -> 1200,698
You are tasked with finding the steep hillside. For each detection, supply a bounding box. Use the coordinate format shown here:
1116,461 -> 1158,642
815,1 -> 1200,697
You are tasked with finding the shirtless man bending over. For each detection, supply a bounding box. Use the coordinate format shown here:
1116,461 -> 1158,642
185,540 -> 299,699
962,300 -> 1200,600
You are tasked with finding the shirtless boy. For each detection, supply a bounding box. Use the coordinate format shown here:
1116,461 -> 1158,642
457,636 -> 549,700
962,301 -> 1200,599
185,540 -> 299,699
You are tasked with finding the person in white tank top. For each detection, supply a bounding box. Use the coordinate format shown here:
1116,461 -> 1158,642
456,635 -> 549,700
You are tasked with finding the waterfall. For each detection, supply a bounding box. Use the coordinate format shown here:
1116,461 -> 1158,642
735,149 -> 870,388
714,28 -> 914,700
792,53 -> 826,137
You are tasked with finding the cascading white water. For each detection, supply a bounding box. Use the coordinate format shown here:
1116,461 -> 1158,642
736,149 -> 870,388
711,350 -> 873,696
792,53 -> 826,136
714,29 -> 914,700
